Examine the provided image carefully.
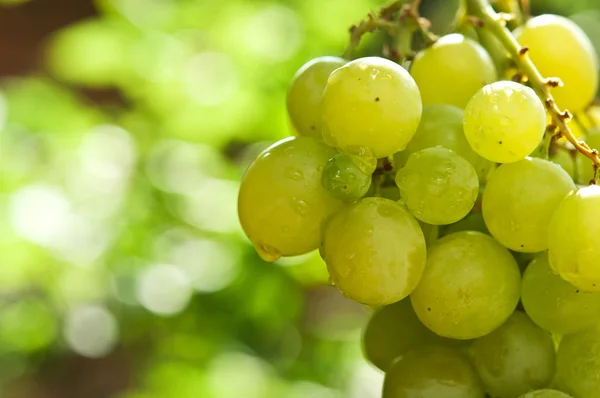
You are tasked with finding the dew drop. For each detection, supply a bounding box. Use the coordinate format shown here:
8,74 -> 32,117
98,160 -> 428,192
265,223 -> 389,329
256,242 -> 281,262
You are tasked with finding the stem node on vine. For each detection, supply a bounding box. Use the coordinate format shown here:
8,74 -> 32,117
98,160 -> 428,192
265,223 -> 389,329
544,77 -> 564,88
518,46 -> 529,56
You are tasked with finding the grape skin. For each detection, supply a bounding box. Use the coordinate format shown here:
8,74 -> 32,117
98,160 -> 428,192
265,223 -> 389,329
482,157 -> 575,252
519,390 -> 573,398
321,153 -> 371,201
521,253 -> 600,335
321,56 -> 422,158
238,136 -> 343,261
463,81 -> 546,163
286,56 -> 346,138
321,197 -> 426,306
410,33 -> 497,109
548,185 -> 600,292
550,149 -> 575,179
395,147 -> 479,225
411,231 -> 521,339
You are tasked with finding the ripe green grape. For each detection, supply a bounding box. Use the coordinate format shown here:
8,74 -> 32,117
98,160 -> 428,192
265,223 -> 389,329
286,56 -> 346,138
363,298 -> 463,372
519,390 -> 573,398
469,311 -> 555,398
554,323 -> 600,397
548,185 -> 600,292
550,149 -> 576,179
383,345 -> 485,398
410,33 -> 497,109
395,147 -> 479,225
321,197 -> 426,306
411,231 -> 521,339
394,104 -> 494,182
521,253 -> 600,334
321,153 -> 371,201
463,81 -> 546,163
441,212 -> 489,237
321,56 -> 422,158
514,15 -> 599,113
482,157 -> 575,252
238,137 -> 343,261
575,129 -> 600,185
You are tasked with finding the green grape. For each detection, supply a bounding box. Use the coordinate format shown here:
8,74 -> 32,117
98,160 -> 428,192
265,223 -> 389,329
321,197 -> 426,306
514,15 -> 598,113
410,33 -> 497,109
548,185 -> 600,292
550,149 -> 576,179
321,153 -> 371,201
463,81 -> 546,163
469,311 -> 555,398
321,56 -> 422,158
411,231 -> 521,339
521,253 -> 600,334
286,56 -> 346,138
395,147 -> 479,225
363,298 -> 463,372
554,323 -> 600,397
441,212 -> 489,237
394,104 -> 494,182
519,390 -> 573,398
383,345 -> 485,398
482,157 -> 575,252
238,137 -> 343,261
575,129 -> 600,185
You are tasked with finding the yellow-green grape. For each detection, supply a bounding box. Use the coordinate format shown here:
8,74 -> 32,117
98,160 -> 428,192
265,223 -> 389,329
575,129 -> 600,184
410,34 -> 497,109
394,104 -> 494,182
554,323 -> 600,397
383,345 -> 485,398
321,56 -> 422,158
321,153 -> 371,201
482,157 -> 575,252
548,185 -> 600,292
519,390 -> 573,398
514,15 -> 599,113
238,137 -> 343,261
442,212 -> 489,237
411,231 -> 521,339
395,147 -> 479,225
522,253 -> 600,334
550,149 -> 576,179
463,81 -> 546,163
286,56 -> 346,138
321,197 -> 426,306
469,311 -> 555,398
363,299 -> 462,372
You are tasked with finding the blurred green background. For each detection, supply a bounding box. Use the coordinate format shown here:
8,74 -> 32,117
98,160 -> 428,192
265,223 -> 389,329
0,0 -> 598,397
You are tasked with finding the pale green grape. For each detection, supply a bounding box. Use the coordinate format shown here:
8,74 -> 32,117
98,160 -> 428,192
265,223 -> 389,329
441,212 -> 489,237
514,15 -> 598,113
482,157 -> 575,252
363,298 -> 463,372
576,129 -> 600,185
550,149 -> 576,179
383,345 -> 485,398
321,56 -> 422,158
411,231 -> 521,339
519,390 -> 573,398
395,147 -> 479,225
286,56 -> 346,138
322,197 -> 426,306
410,34 -> 496,109
394,104 -> 494,182
238,137 -> 343,261
521,253 -> 600,334
469,311 -> 555,398
463,81 -> 546,163
321,153 -> 371,201
554,323 -> 600,397
548,185 -> 600,292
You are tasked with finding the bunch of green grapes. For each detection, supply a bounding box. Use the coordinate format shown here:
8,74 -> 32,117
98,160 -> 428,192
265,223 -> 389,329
238,2 -> 600,396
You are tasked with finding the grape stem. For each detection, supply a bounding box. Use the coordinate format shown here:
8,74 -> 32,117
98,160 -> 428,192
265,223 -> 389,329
465,0 -> 600,184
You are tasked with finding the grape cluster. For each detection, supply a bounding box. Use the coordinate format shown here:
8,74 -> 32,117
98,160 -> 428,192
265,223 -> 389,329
238,7 -> 600,398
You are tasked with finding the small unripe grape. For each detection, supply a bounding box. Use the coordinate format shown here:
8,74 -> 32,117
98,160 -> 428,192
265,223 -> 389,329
321,153 -> 371,201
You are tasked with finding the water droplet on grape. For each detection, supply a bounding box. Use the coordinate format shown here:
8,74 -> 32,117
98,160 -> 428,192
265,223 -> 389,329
284,167 -> 304,181
256,242 -> 281,262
